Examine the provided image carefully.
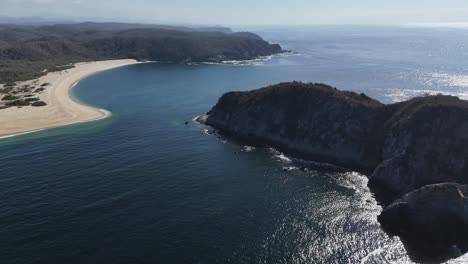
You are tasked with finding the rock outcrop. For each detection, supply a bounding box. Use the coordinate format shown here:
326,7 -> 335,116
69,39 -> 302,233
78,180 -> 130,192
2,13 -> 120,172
379,183 -> 468,262
201,82 -> 384,172
200,82 -> 468,200
370,96 -> 468,203
198,81 -> 468,261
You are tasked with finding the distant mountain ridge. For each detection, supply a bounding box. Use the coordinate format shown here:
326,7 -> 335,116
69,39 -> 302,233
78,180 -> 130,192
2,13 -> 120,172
38,22 -> 234,34
0,22 -> 283,83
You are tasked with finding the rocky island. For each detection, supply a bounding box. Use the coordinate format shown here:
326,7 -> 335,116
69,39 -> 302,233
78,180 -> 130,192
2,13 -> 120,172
197,81 -> 468,262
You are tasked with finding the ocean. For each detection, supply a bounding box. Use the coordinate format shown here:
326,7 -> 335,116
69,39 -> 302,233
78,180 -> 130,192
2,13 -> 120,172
2,26 -> 468,264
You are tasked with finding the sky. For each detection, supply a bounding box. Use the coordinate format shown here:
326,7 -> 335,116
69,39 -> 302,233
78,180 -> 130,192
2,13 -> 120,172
1,0 -> 468,26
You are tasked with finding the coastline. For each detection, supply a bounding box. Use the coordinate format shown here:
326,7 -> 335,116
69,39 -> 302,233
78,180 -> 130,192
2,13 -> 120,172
0,59 -> 140,138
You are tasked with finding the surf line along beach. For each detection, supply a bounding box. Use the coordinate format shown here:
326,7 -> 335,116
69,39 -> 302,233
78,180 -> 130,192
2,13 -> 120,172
0,59 -> 140,138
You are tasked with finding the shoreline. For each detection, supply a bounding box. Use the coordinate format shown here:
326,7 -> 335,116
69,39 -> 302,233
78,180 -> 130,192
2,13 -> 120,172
0,59 -> 140,138
0,109 -> 113,140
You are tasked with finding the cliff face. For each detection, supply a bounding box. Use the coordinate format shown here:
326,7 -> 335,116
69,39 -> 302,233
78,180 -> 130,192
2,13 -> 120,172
201,82 -> 468,202
199,82 -> 468,260
378,183 -> 468,262
204,82 -> 384,172
370,96 -> 468,202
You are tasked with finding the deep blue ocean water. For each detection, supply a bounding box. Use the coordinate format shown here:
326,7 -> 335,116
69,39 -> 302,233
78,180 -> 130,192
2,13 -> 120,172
2,26 -> 468,264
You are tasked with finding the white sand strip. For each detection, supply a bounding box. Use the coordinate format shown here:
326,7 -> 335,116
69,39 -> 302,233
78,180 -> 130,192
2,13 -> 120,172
0,59 -> 140,138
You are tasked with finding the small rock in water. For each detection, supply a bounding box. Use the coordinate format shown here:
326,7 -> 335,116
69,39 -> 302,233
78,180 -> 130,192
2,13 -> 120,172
203,129 -> 215,135
184,121 -> 189,125
282,166 -> 297,172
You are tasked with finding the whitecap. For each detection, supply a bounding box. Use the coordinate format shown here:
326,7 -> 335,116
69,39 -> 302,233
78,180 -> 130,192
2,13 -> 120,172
203,129 -> 215,135
241,146 -> 256,152
274,153 -> 292,163
282,166 -> 297,172
0,128 -> 46,139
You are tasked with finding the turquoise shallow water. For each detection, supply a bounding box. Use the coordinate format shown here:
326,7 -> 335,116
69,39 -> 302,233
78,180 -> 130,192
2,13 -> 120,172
2,26 -> 468,264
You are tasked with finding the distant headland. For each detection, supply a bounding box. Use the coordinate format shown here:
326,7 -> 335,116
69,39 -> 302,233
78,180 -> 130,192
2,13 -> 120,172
0,22 -> 284,84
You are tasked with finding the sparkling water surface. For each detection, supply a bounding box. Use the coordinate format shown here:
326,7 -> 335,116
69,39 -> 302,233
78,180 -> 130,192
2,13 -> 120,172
2,26 -> 468,264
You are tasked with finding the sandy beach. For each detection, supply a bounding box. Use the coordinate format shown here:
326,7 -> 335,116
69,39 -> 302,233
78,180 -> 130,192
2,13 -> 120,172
0,59 -> 139,138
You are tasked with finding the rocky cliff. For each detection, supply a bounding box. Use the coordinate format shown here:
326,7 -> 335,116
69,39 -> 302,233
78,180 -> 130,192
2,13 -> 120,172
198,81 -> 468,261
201,82 -> 384,172
379,183 -> 468,262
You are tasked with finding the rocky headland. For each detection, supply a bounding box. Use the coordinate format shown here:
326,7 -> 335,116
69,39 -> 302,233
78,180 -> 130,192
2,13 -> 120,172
0,22 -> 285,84
197,81 -> 468,262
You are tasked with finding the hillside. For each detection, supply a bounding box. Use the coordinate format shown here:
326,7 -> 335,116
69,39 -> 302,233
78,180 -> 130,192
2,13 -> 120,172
200,82 -> 468,200
0,23 -> 283,83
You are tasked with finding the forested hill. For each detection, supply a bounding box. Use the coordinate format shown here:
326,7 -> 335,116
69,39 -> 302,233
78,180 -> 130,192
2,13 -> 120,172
0,22 -> 283,83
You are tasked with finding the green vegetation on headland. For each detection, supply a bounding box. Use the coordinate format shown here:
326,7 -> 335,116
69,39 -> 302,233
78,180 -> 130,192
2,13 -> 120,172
0,22 -> 284,84
0,22 -> 283,110
199,81 -> 468,262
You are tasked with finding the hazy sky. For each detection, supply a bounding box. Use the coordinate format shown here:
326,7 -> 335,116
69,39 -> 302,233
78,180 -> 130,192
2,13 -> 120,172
1,0 -> 468,26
